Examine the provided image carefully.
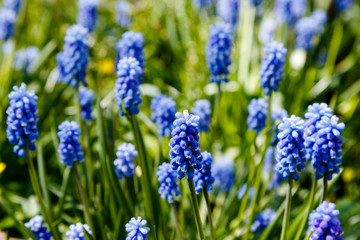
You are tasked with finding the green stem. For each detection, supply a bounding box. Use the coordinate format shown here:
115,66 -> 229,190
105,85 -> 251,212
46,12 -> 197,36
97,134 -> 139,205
187,179 -> 205,240
171,202 -> 184,240
280,176 -> 293,240
84,123 -> 95,201
37,144 -> 51,209
204,188 -> 215,240
322,177 -> 328,202
213,83 -> 221,127
55,167 -> 71,219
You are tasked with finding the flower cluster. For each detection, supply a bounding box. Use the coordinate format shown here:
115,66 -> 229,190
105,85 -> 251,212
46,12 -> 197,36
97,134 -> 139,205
25,215 -> 52,240
191,99 -> 211,132
13,46 -> 39,73
77,0 -> 99,32
66,223 -> 92,240
6,83 -> 39,158
216,0 -> 240,28
259,41 -> 287,95
157,162 -> 181,202
335,0 -> 353,12
169,110 -> 203,180
251,209 -> 276,233
194,151 -> 215,194
79,86 -> 95,121
4,0 -> 22,13
274,0 -> 306,25
0,8 -> 16,41
258,18 -> 277,44
212,157 -> 234,192
275,115 -> 306,181
114,57 -> 143,116
57,121 -> 84,167
308,201 -> 343,240
116,31 -> 145,69
116,1 -> 131,28
57,24 -> 89,88
113,142 -> 138,179
125,217 -> 150,240
206,22 -> 233,84
150,94 -> 177,137
247,98 -> 268,134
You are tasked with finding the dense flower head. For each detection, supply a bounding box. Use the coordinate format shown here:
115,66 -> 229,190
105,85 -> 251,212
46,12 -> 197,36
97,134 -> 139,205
113,142 -> 138,179
125,217 -> 150,240
335,0 -> 353,12
13,46 -> 39,73
192,0 -> 214,9
194,151 -> 215,194
206,22 -> 233,84
77,0 -> 99,32
57,121 -> 84,167
57,24 -> 89,88
66,222 -> 92,240
275,115 -> 306,181
274,0 -> 307,25
258,18 -> 277,44
212,157 -> 234,192
78,86 -> 95,121
150,94 -> 177,137
308,201 -> 343,240
6,83 -> 39,158
114,57 -> 143,116
4,0 -> 22,13
157,162 -> 181,202
191,99 -> 211,132
259,41 -> 287,95
217,0 -> 240,28
116,31 -> 145,70
116,1 -> 131,28
251,209 -> 276,233
169,110 -> 203,180
25,215 -> 52,240
0,8 -> 16,41
247,98 -> 268,134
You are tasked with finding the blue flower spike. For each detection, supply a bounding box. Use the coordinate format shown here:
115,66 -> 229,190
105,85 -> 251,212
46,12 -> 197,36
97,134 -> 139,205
0,8 -> 16,41
150,94 -> 177,137
247,98 -> 268,134
66,222 -> 92,240
116,1 -> 131,28
194,151 -> 215,194
77,0 -> 99,32
125,217 -> 150,240
191,99 -> 211,132
212,157 -> 235,192
113,142 -> 138,179
216,0 -> 240,28
78,86 -> 95,121
157,162 -> 181,202
25,215 -> 52,240
251,209 -> 276,233
116,31 -> 145,69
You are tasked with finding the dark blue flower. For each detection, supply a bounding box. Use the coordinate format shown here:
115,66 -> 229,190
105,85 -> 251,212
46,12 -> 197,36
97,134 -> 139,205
13,46 -> 39,73
191,99 -> 211,132
259,41 -> 287,95
0,8 -> 16,41
157,162 -> 181,202
150,94 -> 177,137
194,151 -> 215,194
212,157 -> 234,192
258,18 -> 277,44
216,0 -> 240,28
79,86 -> 95,121
125,217 -> 150,240
308,201 -> 343,240
169,110 -> 203,180
247,98 -> 268,134
251,209 -> 276,233
25,215 -> 52,240
66,222 -> 92,240
4,0 -> 22,13
335,0 -> 353,12
57,24 -> 89,88
116,31 -> 145,70
274,0 -> 306,25
113,142 -> 138,179
116,1 -> 131,28
206,22 -> 233,84
6,83 -> 39,158
275,115 -> 306,181
77,0 -> 99,32
57,121 -> 84,167
114,57 -> 143,116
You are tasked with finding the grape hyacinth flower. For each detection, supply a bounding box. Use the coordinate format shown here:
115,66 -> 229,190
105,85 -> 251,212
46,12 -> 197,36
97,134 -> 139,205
77,0 -> 99,32
259,41 -> 287,95
216,0 -> 240,28
169,110 -> 203,180
13,46 -> 39,73
113,142 -> 138,179
274,0 -> 307,25
114,57 -> 143,116
25,215 -> 52,240
66,223 -> 92,240
78,86 -> 95,121
191,99 -> 211,132
116,31 -> 145,69
194,151 -> 215,194
258,18 -> 277,44
308,201 -> 343,240
57,24 -> 89,88
212,157 -> 234,192
251,209 -> 276,233
247,98 -> 268,134
335,0 -> 353,12
311,116 -> 345,180
157,162 -> 181,202
57,121 -> 84,167
6,83 -> 39,158
206,22 -> 233,84
116,1 -> 131,28
150,94 -> 177,137
0,8 -> 16,41
125,217 -> 150,240
275,115 -> 306,181
4,0 -> 22,13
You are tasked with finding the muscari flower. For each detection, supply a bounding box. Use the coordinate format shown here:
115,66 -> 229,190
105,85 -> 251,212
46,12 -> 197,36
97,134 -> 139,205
4,0 -> 22,13
217,0 -> 240,28
275,115 -> 306,181
258,18 -> 277,44
335,0 -> 353,12
212,157 -> 234,192
259,41 -> 287,95
66,222 -> 92,240
77,0 -> 99,32
206,22 -> 233,84
191,99 -> 211,132
25,215 -> 52,240
114,57 -> 143,116
308,201 -> 343,240
78,86 -> 94,121
169,110 -> 203,180
274,0 -> 307,25
57,121 -> 84,167
13,46 -> 39,73
116,31 -> 145,70
0,8 -> 16,41
125,217 -> 150,240
247,98 -> 268,134
57,24 -> 89,88
194,151 -> 215,194
116,1 -> 131,28
150,94 -> 177,137
157,162 -> 181,202
113,142 -> 138,179
251,209 -> 276,233
6,83 -> 39,158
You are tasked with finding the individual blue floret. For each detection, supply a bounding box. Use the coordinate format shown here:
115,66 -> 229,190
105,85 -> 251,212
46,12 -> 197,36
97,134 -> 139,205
66,223 -> 92,240
157,162 -> 181,202
125,217 -> 150,240
274,0 -> 306,25
78,86 -> 95,121
116,31 -> 145,70
216,0 -> 240,28
194,151 -> 215,194
0,8 -> 16,41
251,209 -> 276,233
77,0 -> 99,32
247,98 -> 268,134
113,142 -> 138,179
191,99 -> 211,132
116,1 -> 131,28
212,157 -> 234,192
25,215 -> 52,240
150,94 -> 177,137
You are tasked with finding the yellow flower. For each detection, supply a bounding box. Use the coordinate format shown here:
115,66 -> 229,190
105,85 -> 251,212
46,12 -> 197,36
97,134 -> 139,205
99,59 -> 114,75
0,163 -> 6,174
342,168 -> 356,183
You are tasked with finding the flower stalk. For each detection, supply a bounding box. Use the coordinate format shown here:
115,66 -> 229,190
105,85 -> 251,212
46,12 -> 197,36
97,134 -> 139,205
280,175 -> 293,240
204,187 -> 215,240
171,202 -> 184,240
188,179 -> 205,240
